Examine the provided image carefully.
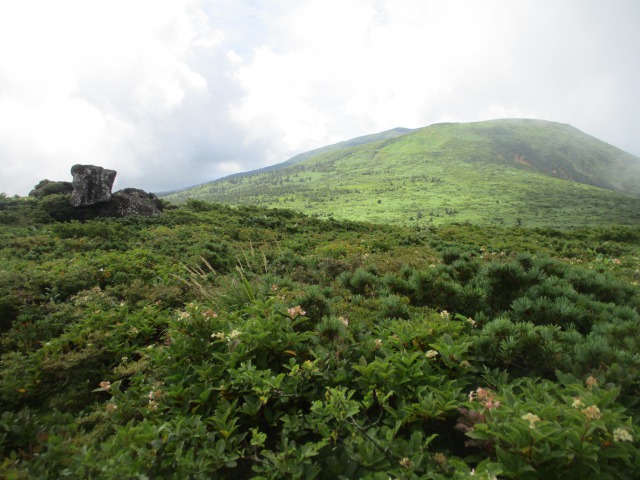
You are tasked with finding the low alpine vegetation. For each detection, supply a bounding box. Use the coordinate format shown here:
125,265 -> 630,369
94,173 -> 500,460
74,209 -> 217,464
0,196 -> 638,478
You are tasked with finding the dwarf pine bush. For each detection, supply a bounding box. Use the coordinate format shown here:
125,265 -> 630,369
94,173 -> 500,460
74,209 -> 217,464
1,204 -> 639,478
296,285 -> 332,322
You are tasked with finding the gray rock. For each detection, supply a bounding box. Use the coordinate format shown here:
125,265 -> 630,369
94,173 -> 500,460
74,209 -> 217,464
70,164 -> 117,207
29,180 -> 73,199
31,165 -> 163,219
97,188 -> 163,217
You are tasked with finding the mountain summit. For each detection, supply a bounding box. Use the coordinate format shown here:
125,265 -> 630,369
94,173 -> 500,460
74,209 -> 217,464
164,119 -> 640,228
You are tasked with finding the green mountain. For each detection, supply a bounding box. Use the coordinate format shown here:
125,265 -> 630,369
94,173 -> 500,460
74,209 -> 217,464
273,126 -> 414,169
164,119 -> 640,228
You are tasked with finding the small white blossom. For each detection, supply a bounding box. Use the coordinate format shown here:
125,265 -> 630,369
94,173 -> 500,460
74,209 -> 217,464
613,428 -> 633,442
522,412 -> 541,428
572,397 -> 585,409
581,405 -> 602,420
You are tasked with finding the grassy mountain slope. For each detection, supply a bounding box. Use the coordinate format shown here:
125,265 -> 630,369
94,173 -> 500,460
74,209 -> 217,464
163,127 -> 413,191
275,126 -> 414,168
163,119 -> 640,228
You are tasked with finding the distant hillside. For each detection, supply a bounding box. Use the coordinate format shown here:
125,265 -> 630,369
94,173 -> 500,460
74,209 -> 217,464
163,119 -> 640,228
274,127 -> 414,170
166,127 -> 413,191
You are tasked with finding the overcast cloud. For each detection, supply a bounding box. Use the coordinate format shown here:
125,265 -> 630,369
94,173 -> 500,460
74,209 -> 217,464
1,0 -> 639,195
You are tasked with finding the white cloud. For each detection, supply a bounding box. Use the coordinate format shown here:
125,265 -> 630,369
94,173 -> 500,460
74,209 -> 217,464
231,0 -> 640,159
231,1 -> 518,146
0,0 -> 236,195
0,0 -> 639,196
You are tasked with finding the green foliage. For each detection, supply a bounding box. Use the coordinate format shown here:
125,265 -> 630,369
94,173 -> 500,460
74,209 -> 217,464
378,294 -> 411,320
295,285 -> 332,322
163,119 -> 640,228
344,267 -> 379,295
461,377 -> 639,478
1,202 -> 639,478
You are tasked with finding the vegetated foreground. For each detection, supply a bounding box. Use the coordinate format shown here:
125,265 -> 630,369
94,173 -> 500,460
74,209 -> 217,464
1,196 -> 639,478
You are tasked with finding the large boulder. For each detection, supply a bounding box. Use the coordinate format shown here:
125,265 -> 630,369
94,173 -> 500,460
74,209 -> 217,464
70,164 -> 117,207
29,179 -> 74,199
30,165 -> 164,220
97,188 -> 163,217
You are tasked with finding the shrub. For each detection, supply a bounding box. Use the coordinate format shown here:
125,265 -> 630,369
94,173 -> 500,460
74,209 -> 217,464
347,268 -> 379,295
441,246 -> 466,264
381,270 -> 415,297
40,194 -> 76,222
474,317 -> 572,377
296,285 -> 332,322
2,206 -> 640,478
378,294 -> 411,320
201,241 -> 234,273
461,376 -> 640,478
478,261 -> 548,314
409,268 -> 463,312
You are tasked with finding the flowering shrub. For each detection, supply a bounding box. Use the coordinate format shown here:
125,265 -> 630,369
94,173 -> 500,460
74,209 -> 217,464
459,375 -> 638,478
0,205 -> 639,478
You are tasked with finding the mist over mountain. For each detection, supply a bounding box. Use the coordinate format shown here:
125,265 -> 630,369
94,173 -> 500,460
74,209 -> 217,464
163,119 -> 640,228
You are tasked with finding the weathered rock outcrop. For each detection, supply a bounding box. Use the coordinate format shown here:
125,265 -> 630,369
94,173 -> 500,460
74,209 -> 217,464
70,164 -> 117,207
29,180 -> 74,199
29,165 -> 163,220
98,188 -> 163,217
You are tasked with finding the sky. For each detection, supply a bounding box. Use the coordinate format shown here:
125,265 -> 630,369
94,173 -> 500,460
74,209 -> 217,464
1,0 -> 639,196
